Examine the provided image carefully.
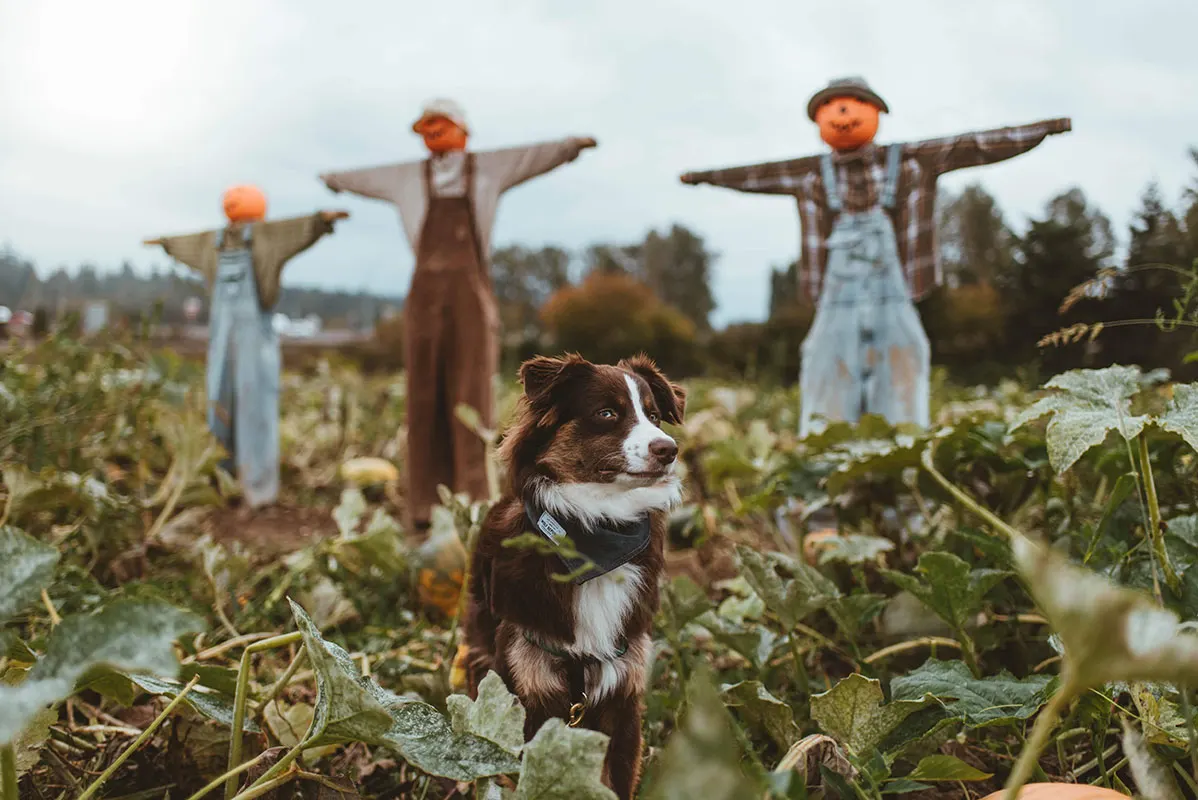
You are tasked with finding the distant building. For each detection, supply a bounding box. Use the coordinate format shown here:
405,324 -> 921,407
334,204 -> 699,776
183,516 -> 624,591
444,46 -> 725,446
81,300 -> 110,335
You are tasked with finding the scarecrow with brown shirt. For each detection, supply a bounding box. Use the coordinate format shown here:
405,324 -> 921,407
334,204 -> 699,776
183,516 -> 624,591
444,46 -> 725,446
320,98 -> 597,532
682,77 -> 1070,436
145,187 -> 348,507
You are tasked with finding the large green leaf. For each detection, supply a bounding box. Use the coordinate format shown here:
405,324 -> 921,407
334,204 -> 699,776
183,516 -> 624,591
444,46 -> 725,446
721,680 -> 799,751
123,671 -> 261,732
289,598 -> 521,781
12,705 -> 55,779
824,433 -> 925,495
1013,534 -> 1198,689
890,658 -> 1052,727
825,592 -> 888,643
810,673 -> 930,756
447,670 -> 526,756
1158,383 -> 1198,452
1010,365 -> 1150,473
0,526 -> 60,623
735,545 -> 838,629
514,719 -> 615,799
811,534 -> 895,566
904,754 -> 992,782
0,599 -> 202,744
1129,683 -> 1189,746
662,575 -> 713,632
645,670 -> 760,800
883,552 -> 1008,631
695,611 -> 778,670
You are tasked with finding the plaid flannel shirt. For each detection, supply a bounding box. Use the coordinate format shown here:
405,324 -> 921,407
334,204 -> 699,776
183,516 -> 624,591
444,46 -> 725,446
688,118 -> 1071,301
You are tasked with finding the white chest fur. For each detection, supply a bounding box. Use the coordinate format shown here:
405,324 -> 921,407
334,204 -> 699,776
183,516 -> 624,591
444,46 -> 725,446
570,563 -> 644,660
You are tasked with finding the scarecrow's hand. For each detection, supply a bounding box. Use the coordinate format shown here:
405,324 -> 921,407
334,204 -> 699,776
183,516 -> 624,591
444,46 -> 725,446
320,210 -> 350,222
143,238 -> 164,246
576,136 -> 598,149
679,172 -> 701,185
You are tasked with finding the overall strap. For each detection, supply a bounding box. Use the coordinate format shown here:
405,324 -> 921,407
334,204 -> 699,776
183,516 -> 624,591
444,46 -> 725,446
880,143 -> 902,210
820,153 -> 842,213
464,152 -> 487,267
423,157 -> 433,196
215,228 -> 225,249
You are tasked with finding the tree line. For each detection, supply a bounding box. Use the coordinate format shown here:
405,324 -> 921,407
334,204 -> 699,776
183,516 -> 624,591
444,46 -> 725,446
503,150 -> 1198,385
0,253 -> 403,331
6,148 -> 1198,386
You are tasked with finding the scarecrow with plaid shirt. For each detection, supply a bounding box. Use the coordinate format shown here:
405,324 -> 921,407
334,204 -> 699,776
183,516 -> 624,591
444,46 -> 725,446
681,77 -> 1070,436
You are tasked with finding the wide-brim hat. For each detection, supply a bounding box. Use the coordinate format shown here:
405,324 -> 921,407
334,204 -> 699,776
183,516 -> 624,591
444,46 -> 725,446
412,97 -> 470,134
806,76 -> 889,121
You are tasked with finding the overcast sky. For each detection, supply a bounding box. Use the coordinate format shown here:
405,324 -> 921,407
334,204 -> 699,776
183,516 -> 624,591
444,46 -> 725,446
2,0 -> 1196,326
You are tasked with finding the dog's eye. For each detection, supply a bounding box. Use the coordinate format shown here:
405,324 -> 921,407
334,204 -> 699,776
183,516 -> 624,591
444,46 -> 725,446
596,408 -> 617,420
648,412 -> 660,423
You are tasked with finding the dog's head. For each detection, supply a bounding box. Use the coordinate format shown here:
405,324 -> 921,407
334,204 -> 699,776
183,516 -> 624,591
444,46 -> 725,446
500,353 -> 687,523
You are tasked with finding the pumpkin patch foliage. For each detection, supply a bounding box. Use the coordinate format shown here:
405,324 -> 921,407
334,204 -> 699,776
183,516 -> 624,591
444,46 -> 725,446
9,333 -> 1198,798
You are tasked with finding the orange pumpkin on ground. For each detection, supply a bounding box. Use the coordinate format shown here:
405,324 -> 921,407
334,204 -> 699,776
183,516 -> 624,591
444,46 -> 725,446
813,95 -> 881,151
222,185 -> 267,223
979,784 -> 1130,799
414,524 -> 468,618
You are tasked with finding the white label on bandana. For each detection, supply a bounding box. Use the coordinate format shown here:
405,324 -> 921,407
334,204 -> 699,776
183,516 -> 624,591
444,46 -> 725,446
536,511 -> 568,544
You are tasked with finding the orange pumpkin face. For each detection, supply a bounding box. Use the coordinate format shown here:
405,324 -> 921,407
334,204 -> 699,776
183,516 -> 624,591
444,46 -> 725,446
814,95 -> 881,151
978,783 -> 1129,800
415,115 -> 468,154
222,185 -> 267,223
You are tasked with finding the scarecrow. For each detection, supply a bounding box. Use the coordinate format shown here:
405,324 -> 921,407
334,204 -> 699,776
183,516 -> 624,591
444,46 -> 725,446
681,77 -> 1070,436
319,98 -> 597,532
145,187 -> 347,507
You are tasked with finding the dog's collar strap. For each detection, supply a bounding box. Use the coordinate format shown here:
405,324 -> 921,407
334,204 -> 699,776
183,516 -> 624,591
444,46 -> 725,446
522,629 -> 628,663
524,502 -> 652,584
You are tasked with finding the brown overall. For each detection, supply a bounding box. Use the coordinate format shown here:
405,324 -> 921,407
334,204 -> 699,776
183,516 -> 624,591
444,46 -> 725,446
405,154 -> 500,528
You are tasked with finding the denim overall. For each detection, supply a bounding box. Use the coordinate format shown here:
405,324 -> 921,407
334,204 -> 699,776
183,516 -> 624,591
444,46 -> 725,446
799,144 -> 931,436
206,226 -> 281,507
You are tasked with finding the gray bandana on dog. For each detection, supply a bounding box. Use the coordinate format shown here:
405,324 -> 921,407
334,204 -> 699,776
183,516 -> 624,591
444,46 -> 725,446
524,502 -> 651,584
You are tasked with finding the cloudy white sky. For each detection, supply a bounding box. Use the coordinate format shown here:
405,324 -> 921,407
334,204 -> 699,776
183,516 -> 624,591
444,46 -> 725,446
1,0 -> 1196,326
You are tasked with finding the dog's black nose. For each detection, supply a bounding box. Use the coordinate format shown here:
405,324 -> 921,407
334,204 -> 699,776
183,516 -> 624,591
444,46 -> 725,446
649,439 -> 678,464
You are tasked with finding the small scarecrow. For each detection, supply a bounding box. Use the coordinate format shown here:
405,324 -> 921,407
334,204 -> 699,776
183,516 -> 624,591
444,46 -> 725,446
319,98 -> 596,532
145,187 -> 347,507
682,77 -> 1070,435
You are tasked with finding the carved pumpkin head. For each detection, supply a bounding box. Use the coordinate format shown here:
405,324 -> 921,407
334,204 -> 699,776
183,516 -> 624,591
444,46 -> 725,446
412,97 -> 470,154
415,115 -> 469,153
222,185 -> 266,223
814,95 -> 881,151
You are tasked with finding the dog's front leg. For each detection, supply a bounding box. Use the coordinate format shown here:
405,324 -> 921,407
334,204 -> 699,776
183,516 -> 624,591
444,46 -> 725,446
595,694 -> 644,800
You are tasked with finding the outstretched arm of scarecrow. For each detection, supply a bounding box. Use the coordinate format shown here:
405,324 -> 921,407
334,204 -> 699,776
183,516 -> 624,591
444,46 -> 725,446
143,230 -> 219,288
487,136 -> 598,192
320,161 -> 421,204
908,117 -> 1072,176
250,212 -> 349,309
679,155 -> 820,194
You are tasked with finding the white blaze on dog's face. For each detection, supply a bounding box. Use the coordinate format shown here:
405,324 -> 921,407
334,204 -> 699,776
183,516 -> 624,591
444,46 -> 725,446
619,373 -> 678,481
514,354 -> 687,526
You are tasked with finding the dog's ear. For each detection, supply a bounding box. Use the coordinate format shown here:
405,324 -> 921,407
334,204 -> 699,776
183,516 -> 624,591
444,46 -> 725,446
519,353 -> 592,407
620,353 -> 686,425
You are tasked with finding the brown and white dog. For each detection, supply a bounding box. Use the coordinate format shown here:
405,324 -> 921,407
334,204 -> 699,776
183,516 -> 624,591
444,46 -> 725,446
460,352 -> 686,799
